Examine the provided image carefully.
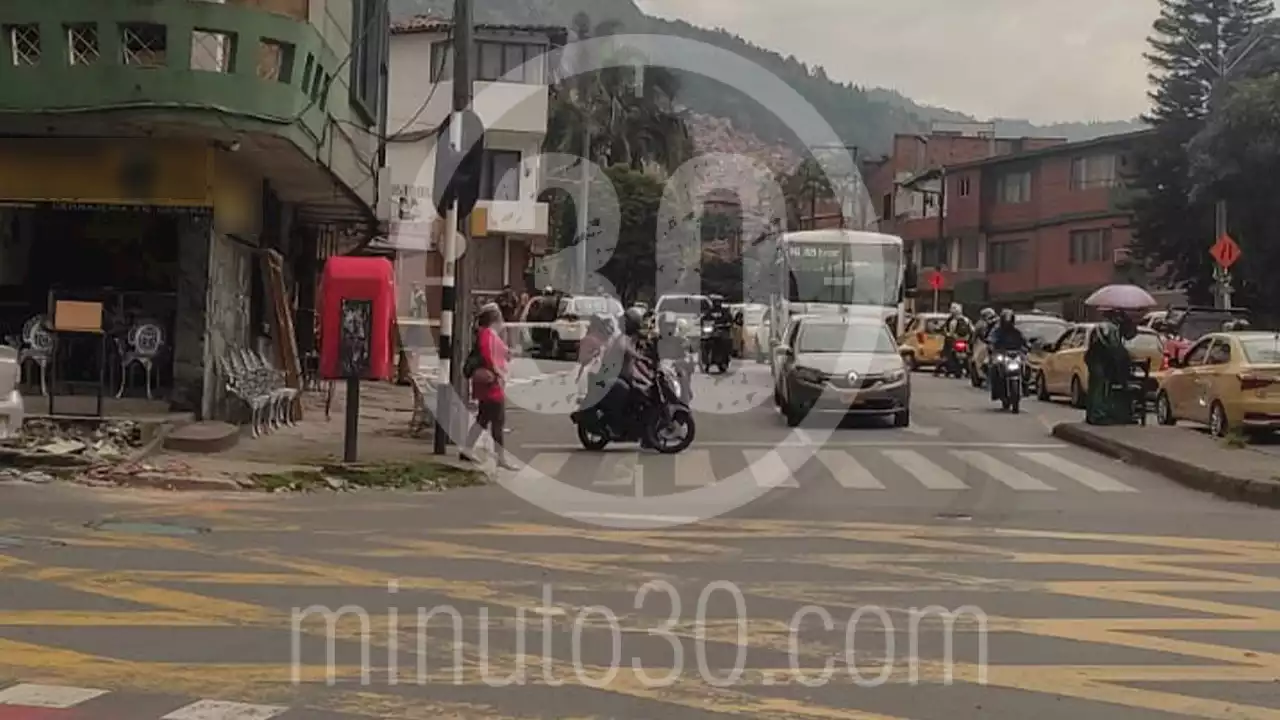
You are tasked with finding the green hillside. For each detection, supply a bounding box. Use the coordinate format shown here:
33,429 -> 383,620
391,0 -> 1145,155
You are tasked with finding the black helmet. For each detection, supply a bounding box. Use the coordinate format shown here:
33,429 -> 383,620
623,307 -> 645,335
1000,308 -> 1015,324
709,294 -> 724,308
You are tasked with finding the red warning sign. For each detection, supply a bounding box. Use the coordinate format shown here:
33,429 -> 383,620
1210,233 -> 1241,269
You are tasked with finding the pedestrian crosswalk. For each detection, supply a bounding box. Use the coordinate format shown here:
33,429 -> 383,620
507,446 -> 1141,494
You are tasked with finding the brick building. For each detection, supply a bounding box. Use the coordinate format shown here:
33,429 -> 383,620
864,125 -> 1067,311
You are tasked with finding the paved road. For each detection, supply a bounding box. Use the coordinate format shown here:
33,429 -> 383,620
2,365 -> 1280,719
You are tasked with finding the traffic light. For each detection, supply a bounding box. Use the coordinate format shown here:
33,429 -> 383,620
432,109 -> 485,218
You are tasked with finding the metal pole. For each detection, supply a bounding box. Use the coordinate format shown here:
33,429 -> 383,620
575,127 -> 589,293
1215,199 -> 1231,309
344,376 -> 359,461
434,0 -> 473,455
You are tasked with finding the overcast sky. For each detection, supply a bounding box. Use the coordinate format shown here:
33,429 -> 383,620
635,0 -> 1156,123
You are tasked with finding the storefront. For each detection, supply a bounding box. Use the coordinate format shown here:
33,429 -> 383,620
0,138 -> 259,416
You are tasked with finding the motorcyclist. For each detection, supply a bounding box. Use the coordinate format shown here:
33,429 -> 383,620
935,303 -> 971,376
596,307 -> 654,416
987,309 -> 1029,400
974,307 -> 998,344
701,295 -> 733,359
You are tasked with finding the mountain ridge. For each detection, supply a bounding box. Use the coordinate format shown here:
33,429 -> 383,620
390,0 -> 1145,156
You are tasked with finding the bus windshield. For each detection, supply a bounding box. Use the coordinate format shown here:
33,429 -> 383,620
784,242 -> 902,306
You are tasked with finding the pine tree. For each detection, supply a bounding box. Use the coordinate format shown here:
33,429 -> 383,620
1129,0 -> 1273,302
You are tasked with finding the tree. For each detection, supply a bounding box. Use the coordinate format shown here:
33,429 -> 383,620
782,158 -> 834,230
543,13 -> 693,174
1129,0 -> 1273,303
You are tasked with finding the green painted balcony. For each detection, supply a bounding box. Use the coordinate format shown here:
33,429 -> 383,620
0,0 -> 384,221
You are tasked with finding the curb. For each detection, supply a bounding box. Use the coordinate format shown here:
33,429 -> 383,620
107,471 -> 245,492
1052,423 -> 1280,508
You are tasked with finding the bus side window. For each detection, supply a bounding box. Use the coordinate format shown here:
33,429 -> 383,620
904,264 -> 918,296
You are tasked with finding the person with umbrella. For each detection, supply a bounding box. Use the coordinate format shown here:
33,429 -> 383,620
1082,285 -> 1156,426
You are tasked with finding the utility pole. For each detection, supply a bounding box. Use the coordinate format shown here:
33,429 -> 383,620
433,0 -> 473,454
575,127 -> 589,293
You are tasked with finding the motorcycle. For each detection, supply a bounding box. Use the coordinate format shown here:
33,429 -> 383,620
571,361 -> 696,453
700,322 -> 731,374
991,349 -> 1029,413
938,337 -> 970,379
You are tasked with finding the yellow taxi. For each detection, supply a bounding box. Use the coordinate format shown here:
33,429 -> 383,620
1154,331 -> 1280,437
1034,323 -> 1166,407
897,313 -> 949,371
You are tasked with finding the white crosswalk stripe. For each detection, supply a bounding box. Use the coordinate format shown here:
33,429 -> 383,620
162,699 -> 288,719
1017,451 -> 1138,492
815,450 -> 884,488
515,447 -> 1137,495
881,449 -> 969,489
743,449 -> 803,487
675,447 -> 716,486
951,450 -> 1054,491
0,683 -> 107,707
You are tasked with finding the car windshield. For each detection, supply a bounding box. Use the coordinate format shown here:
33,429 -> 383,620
656,296 -> 710,315
921,317 -> 947,333
569,297 -> 622,316
1241,336 -> 1280,364
1125,331 -> 1164,353
1019,320 -> 1068,344
1176,313 -> 1242,341
797,323 -> 897,353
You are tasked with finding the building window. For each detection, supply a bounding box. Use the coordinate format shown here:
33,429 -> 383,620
349,0 -> 387,120
1069,228 -> 1111,264
257,39 -> 293,82
920,239 -> 949,269
996,170 -> 1031,204
988,239 -> 1027,273
8,24 -> 41,66
957,176 -> 971,197
66,24 -> 98,66
121,23 -> 166,67
1071,154 -> 1118,190
431,39 -> 545,83
957,236 -> 981,271
481,150 -> 521,201
881,193 -> 892,220
190,29 -> 234,72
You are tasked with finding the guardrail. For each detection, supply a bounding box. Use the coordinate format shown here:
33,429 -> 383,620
398,318 -> 567,357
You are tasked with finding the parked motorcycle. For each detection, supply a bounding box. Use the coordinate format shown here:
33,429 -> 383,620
991,350 -> 1029,413
571,362 -> 696,453
700,323 -> 731,374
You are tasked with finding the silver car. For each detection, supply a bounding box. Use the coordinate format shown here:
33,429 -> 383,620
774,316 -> 911,428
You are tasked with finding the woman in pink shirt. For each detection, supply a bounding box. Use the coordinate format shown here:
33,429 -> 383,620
461,305 -> 516,469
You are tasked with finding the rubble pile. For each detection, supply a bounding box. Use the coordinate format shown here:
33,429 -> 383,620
5,419 -> 143,463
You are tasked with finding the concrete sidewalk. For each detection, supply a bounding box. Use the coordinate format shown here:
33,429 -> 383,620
1053,422 -> 1280,508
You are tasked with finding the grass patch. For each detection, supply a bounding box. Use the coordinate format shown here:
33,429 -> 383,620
249,460 -> 487,492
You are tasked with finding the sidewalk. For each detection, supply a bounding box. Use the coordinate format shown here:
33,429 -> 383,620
1053,422 -> 1280,508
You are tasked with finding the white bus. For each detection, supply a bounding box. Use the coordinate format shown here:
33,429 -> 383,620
767,229 -> 914,352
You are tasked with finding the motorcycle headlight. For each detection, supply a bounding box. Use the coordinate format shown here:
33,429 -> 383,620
1006,361 -> 1021,371
702,324 -> 714,334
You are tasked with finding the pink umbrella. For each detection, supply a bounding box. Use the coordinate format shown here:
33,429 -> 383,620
1084,284 -> 1157,310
